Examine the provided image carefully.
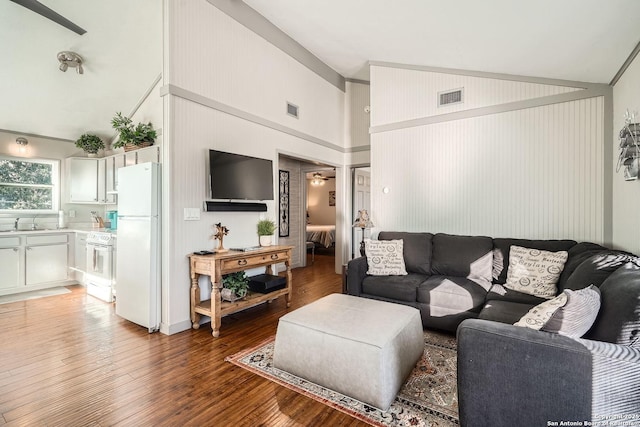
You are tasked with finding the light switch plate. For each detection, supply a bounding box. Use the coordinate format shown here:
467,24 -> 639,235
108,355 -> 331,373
184,208 -> 200,221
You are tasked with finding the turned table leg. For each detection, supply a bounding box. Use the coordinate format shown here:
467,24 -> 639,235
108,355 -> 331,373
190,273 -> 201,329
285,258 -> 292,308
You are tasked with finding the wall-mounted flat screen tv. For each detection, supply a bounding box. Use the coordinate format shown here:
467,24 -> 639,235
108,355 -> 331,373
209,150 -> 274,200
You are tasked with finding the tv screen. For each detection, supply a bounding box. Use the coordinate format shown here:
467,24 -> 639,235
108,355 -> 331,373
209,150 -> 274,200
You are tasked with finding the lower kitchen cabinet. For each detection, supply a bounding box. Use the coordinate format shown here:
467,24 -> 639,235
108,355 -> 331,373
26,243 -> 69,285
0,232 -> 72,295
0,246 -> 21,290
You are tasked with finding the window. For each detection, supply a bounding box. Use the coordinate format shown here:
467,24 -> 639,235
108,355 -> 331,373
0,156 -> 59,212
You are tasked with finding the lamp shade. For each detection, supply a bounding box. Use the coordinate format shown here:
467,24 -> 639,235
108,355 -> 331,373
352,209 -> 374,229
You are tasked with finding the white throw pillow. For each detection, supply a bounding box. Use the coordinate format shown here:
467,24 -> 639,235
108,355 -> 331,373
365,239 -> 408,276
514,293 -> 568,330
542,285 -> 601,338
504,245 -> 568,299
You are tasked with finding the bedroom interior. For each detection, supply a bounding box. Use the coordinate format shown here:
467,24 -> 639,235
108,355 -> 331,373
2,0 -> 640,425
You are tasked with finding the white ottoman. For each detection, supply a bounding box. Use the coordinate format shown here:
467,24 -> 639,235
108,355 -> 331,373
273,293 -> 424,411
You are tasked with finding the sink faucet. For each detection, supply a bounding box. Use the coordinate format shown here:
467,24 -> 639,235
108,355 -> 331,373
14,217 -> 20,231
31,215 -> 38,230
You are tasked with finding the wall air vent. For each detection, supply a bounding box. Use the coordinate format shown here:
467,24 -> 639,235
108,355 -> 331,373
438,88 -> 464,107
286,102 -> 299,119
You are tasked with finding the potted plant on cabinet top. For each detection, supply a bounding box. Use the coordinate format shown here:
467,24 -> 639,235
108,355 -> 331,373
75,133 -> 105,157
111,112 -> 157,152
221,271 -> 249,302
257,218 -> 277,247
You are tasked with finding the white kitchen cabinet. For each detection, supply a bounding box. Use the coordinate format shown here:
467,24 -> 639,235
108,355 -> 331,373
0,247 -> 21,290
69,158 -> 99,203
136,145 -> 160,164
26,236 -> 69,286
113,154 -> 126,191
98,158 -> 116,204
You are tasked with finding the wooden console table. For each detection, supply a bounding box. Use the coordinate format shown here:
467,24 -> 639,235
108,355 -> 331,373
188,245 -> 293,337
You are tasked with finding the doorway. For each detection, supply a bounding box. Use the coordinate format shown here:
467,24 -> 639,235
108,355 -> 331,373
306,168 -> 337,262
277,154 -> 339,269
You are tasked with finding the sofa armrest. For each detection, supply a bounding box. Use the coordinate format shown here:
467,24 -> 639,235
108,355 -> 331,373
457,319 -> 593,427
346,256 -> 368,296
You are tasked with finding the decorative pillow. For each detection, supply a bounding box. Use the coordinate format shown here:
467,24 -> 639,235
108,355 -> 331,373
504,246 -> 568,299
514,293 -> 568,330
365,239 -> 408,276
542,285 -> 601,338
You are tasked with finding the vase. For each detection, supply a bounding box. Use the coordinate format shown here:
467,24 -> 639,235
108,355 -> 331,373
221,288 -> 239,302
259,235 -> 272,247
86,152 -> 98,158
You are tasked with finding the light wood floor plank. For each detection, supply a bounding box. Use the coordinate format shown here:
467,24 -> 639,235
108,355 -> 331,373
0,254 -> 367,426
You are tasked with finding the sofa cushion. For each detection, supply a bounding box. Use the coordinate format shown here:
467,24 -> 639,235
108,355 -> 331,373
431,233 -> 493,281
378,232 -> 433,275
504,246 -> 568,299
364,239 -> 408,276
514,292 -> 568,330
485,283 -> 548,305
416,275 -> 488,314
585,261 -> 640,347
492,238 -> 576,284
361,273 -> 428,302
479,300 -> 535,324
562,251 -> 636,291
542,285 -> 601,338
557,242 -> 608,290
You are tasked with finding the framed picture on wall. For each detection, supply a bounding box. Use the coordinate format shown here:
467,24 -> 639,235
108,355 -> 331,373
279,170 -> 290,237
329,190 -> 336,206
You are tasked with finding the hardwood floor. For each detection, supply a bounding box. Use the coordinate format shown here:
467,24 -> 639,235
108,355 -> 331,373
0,254 -> 368,427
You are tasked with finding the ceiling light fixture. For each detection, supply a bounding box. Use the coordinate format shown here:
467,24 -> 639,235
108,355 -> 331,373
57,51 -> 84,74
311,173 -> 327,186
16,137 -> 29,154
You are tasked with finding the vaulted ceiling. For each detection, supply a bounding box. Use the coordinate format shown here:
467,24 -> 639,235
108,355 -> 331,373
3,1 -> 640,145
0,0 -> 161,143
245,0 -> 640,83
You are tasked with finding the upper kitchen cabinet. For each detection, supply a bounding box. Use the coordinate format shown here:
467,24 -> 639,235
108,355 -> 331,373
68,158 -> 99,203
67,146 -> 161,204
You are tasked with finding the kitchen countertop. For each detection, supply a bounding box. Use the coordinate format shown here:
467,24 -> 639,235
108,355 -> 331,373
0,227 -> 117,236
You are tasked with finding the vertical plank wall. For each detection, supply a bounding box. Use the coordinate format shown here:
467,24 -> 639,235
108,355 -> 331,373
161,1 -> 346,332
370,65 -> 607,243
612,49 -> 640,254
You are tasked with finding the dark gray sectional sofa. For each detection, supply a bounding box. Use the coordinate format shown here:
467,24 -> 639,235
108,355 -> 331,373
346,231 -> 640,426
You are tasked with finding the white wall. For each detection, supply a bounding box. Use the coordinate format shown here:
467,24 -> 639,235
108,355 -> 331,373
612,53 -> 640,254
162,1 -> 345,333
370,64 -> 610,243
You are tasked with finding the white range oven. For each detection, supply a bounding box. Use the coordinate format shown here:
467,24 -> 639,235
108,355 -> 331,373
85,231 -> 116,302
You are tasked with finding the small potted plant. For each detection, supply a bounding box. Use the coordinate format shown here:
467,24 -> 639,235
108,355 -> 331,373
75,133 -> 105,157
257,218 -> 277,246
111,112 -> 157,151
221,271 -> 249,301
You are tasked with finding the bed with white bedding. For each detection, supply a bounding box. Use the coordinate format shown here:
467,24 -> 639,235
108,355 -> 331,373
306,225 -> 336,248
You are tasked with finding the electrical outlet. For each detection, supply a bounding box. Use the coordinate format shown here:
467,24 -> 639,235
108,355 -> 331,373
68,210 -> 76,218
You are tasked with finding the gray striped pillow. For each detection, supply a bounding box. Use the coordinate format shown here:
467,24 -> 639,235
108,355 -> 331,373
542,285 -> 601,338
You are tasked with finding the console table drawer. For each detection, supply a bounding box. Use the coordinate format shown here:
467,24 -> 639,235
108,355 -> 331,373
221,251 -> 288,270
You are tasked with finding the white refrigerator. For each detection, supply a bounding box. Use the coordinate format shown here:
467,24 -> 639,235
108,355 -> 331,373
116,162 -> 161,332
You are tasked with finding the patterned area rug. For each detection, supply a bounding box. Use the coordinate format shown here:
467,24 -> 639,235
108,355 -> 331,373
225,330 -> 459,426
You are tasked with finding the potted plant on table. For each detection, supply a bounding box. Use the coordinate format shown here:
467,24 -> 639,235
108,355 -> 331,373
257,218 -> 277,247
75,133 -> 105,157
111,112 -> 157,152
221,271 -> 249,302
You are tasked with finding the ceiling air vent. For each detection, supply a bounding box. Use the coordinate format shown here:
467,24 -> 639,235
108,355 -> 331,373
287,102 -> 299,119
438,88 -> 464,107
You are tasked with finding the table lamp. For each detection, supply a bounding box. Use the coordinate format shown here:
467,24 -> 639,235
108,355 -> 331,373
353,209 -> 374,257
